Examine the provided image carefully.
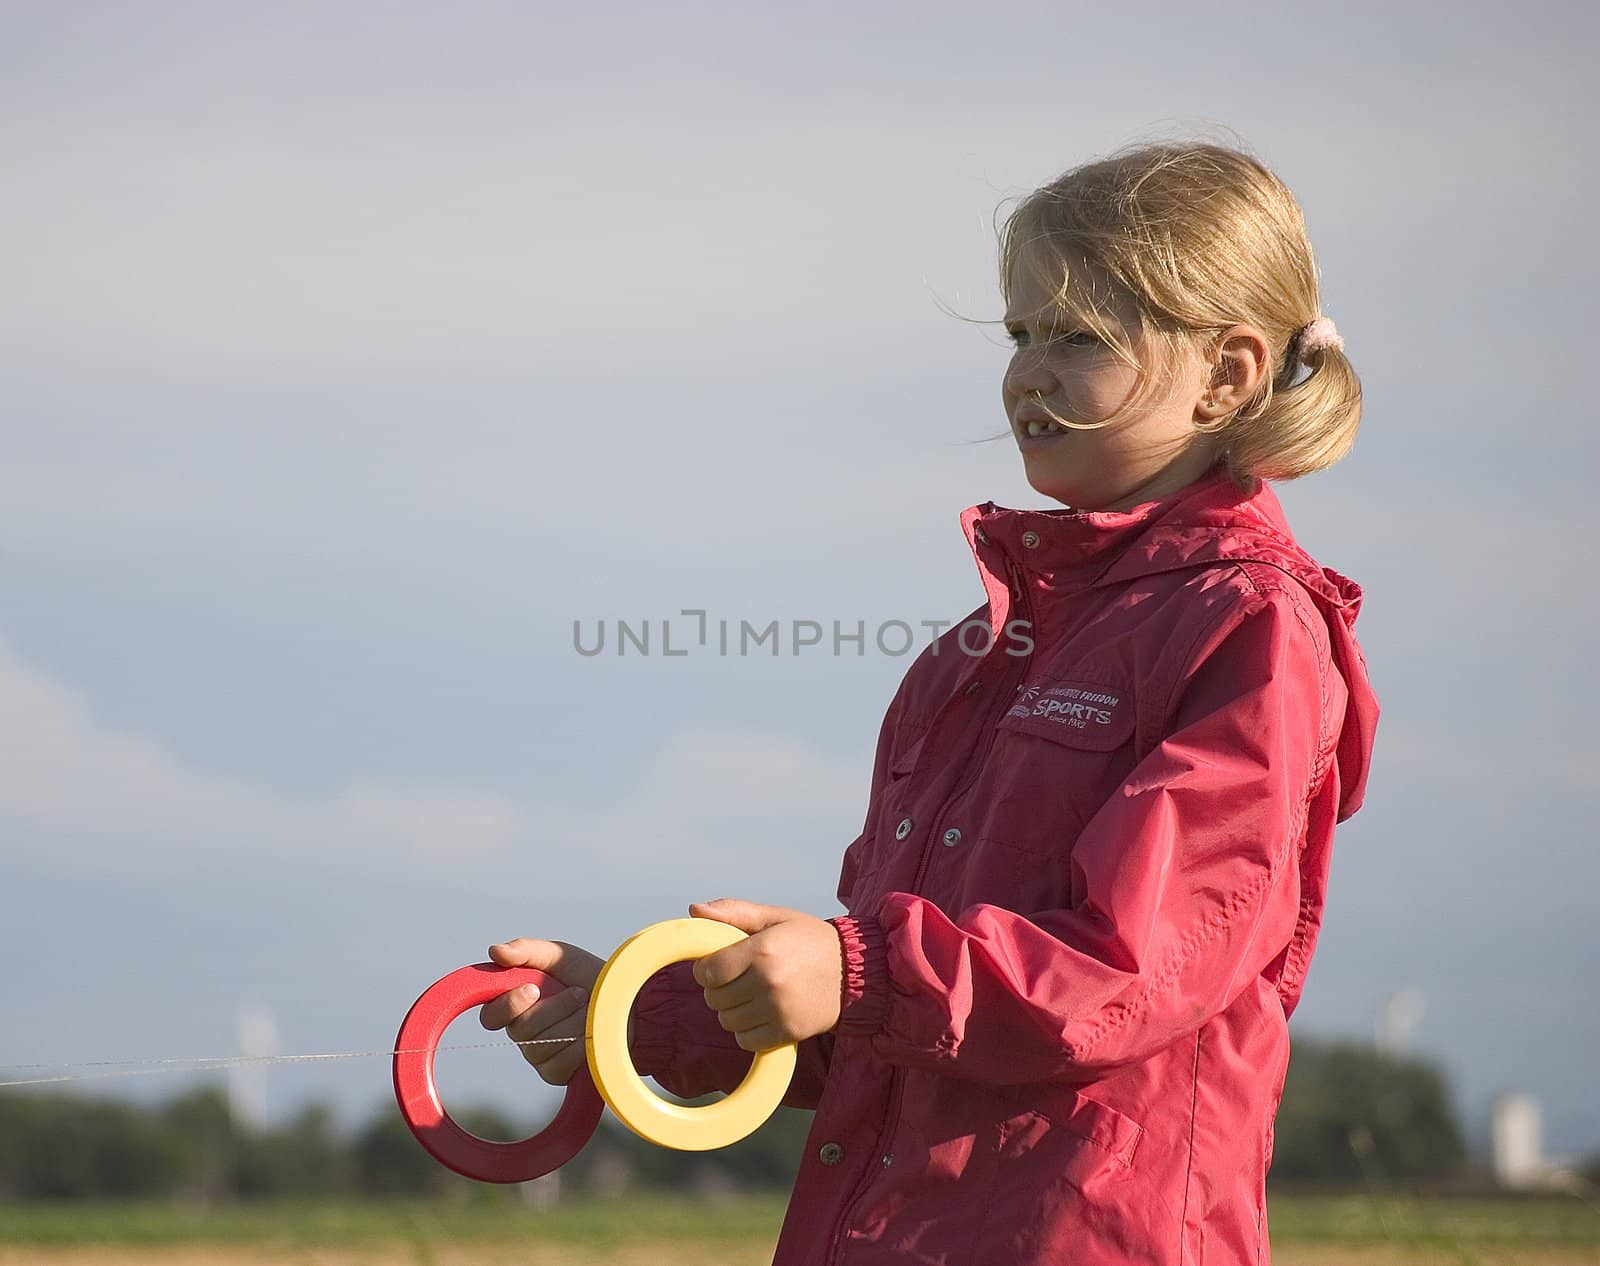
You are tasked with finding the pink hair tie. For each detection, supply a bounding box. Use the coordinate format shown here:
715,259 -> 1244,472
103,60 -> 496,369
1296,315 -> 1342,364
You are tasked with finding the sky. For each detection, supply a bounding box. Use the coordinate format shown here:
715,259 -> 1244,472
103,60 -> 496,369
2,1 -> 1596,1159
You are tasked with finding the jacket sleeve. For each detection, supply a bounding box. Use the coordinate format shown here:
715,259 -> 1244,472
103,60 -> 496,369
827,585 -> 1329,1084
628,672 -> 911,1108
628,959 -> 838,1109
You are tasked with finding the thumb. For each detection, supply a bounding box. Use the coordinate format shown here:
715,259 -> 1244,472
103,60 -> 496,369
688,898 -> 788,934
487,938 -> 571,977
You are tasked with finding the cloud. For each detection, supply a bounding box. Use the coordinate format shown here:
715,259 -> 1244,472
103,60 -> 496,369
0,5 -> 1586,392
0,637 -> 865,881
0,636 -> 522,863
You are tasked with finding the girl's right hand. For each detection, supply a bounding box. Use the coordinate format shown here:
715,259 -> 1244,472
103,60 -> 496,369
477,938 -> 634,1086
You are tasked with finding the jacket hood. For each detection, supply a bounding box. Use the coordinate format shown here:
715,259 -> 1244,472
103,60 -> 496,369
962,463 -> 1379,821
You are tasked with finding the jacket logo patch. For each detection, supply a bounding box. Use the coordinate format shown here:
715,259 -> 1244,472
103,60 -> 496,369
1007,681 -> 1121,729
999,678 -> 1135,751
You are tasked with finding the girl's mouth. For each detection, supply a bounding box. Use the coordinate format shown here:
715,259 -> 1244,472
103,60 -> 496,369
1015,410 -> 1071,447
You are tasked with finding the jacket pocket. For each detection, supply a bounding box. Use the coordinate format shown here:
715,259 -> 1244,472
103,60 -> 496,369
843,722 -> 931,904
998,676 -> 1136,751
970,1092 -> 1146,1264
974,680 -> 1139,863
1022,1091 -> 1144,1171
837,828 -> 874,911
887,725 -> 930,781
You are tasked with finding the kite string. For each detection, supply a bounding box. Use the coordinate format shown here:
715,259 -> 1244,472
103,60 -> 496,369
0,1036 -> 580,1089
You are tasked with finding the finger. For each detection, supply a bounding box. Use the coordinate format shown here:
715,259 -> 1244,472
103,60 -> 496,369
701,975 -> 759,1013
689,899 -> 791,935
507,996 -> 589,1085
709,997 -> 767,1035
734,1022 -> 788,1053
506,986 -> 588,1050
488,939 -> 605,997
693,944 -> 753,991
478,982 -> 542,1032
539,1034 -> 590,1087
487,938 -> 566,971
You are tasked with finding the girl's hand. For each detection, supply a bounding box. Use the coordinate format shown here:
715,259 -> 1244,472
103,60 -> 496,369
686,899 -> 845,1051
478,938 -> 625,1087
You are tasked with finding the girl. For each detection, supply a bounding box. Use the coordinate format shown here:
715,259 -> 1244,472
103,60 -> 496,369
480,139 -> 1380,1265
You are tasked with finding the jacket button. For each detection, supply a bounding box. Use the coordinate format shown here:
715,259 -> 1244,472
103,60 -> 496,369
1021,530 -> 1040,548
819,1142 -> 844,1166
895,817 -> 913,840
965,679 -> 982,695
941,828 -> 962,848
882,1153 -> 894,1167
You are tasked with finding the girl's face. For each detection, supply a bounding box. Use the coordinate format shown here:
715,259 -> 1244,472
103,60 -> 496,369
1001,264 -> 1217,513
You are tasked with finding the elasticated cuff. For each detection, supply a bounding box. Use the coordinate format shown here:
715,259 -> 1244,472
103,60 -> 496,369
827,913 -> 889,1036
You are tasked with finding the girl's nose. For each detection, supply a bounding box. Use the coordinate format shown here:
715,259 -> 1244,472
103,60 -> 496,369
1006,365 -> 1054,399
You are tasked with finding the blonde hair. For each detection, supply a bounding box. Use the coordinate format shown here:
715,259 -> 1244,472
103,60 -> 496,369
995,138 -> 1362,491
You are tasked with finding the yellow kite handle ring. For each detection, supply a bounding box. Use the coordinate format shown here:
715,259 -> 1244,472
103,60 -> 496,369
585,916 -> 798,1151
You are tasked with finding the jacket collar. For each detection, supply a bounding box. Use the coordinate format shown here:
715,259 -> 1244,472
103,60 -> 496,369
960,460 -> 1378,822
961,461 -> 1355,610
961,462 -> 1253,612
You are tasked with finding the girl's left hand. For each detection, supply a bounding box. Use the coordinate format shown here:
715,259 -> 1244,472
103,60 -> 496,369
686,899 -> 844,1052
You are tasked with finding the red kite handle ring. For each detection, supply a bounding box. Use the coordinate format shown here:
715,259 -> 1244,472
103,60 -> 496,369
392,963 -> 604,1183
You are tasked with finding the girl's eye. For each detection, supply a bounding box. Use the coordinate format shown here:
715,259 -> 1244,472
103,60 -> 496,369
1006,328 -> 1097,348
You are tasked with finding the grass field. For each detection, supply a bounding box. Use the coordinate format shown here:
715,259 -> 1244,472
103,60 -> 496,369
1,1193 -> 1597,1264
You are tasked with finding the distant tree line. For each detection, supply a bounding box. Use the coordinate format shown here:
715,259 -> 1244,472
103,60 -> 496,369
0,1084 -> 816,1203
0,1037 -> 1474,1201
1270,1038 -> 1465,1183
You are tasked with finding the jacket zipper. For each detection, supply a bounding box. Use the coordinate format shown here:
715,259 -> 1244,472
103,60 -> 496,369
823,560 -> 1035,1264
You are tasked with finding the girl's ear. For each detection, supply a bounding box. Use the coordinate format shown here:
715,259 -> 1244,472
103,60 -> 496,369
1208,324 -> 1272,411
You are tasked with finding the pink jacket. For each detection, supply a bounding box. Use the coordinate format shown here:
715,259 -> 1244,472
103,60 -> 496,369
632,462 -> 1380,1264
